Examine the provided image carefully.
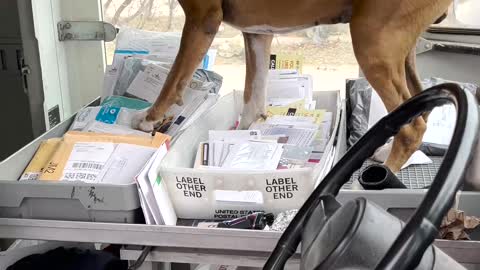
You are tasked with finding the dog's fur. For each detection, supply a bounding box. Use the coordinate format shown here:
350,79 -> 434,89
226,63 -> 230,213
136,0 -> 453,172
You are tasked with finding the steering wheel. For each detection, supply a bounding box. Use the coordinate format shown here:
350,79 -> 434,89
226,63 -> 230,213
264,83 -> 479,270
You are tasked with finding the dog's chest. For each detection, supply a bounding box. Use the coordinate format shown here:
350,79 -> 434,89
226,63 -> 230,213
222,0 -> 352,34
236,24 -> 317,34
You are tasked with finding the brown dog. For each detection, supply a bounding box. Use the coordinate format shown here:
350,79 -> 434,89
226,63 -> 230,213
135,0 -> 452,173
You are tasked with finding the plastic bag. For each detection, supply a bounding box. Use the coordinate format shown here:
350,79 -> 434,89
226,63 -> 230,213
107,28 -> 222,98
111,57 -> 223,98
346,77 -> 479,152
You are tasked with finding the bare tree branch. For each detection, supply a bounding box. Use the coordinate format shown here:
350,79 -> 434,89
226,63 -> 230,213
138,0 -> 155,28
167,0 -> 179,30
111,0 -> 135,25
102,0 -> 115,20
103,0 -> 114,14
123,0 -> 149,23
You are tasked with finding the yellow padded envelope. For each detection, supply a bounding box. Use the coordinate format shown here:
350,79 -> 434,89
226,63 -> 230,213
39,131 -> 170,181
19,138 -> 62,181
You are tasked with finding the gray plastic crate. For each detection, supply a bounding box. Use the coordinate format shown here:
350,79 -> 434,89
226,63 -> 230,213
0,99 -> 143,223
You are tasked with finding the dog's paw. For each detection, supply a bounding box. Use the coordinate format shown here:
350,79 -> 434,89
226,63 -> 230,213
238,111 -> 266,130
371,141 -> 393,163
132,110 -> 158,133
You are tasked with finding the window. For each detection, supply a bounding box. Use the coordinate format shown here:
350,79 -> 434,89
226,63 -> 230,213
429,0 -> 480,34
453,0 -> 480,27
101,0 -> 359,96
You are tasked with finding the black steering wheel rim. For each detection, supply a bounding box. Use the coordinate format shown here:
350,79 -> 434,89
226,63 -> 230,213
264,83 -> 480,270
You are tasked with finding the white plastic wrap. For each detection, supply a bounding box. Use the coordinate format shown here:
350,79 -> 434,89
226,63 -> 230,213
347,77 -> 479,154
221,142 -> 284,170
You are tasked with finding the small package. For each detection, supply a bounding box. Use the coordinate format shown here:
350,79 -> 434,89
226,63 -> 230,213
39,131 -> 170,181
19,138 -> 62,181
82,121 -> 151,137
70,106 -> 142,131
221,141 -> 284,170
269,54 -> 304,73
278,145 -> 313,169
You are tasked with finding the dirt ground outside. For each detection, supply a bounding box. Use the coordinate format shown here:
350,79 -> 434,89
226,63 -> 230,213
210,24 -> 359,96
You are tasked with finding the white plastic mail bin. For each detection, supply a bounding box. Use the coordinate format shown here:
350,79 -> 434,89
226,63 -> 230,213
157,90 -> 341,219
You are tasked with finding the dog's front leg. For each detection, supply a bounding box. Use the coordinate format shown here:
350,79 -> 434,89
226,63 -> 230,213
134,2 -> 222,132
238,33 -> 273,129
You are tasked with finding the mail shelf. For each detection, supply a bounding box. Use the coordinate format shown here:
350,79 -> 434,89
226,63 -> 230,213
0,92 -> 480,268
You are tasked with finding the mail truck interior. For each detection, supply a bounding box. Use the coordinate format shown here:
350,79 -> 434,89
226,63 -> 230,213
0,0 -> 479,269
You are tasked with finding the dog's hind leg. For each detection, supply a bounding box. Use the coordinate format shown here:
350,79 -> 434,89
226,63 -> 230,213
406,46 -> 433,122
405,47 -> 423,97
350,4 -> 435,172
134,1 -> 222,132
351,0 -> 451,172
238,33 -> 273,130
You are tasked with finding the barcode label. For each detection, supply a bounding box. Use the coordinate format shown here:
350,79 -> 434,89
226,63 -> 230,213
71,162 -> 104,170
19,172 -> 40,181
64,172 -> 98,181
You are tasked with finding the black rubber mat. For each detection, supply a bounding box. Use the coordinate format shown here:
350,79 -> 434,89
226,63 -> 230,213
344,156 -> 443,190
